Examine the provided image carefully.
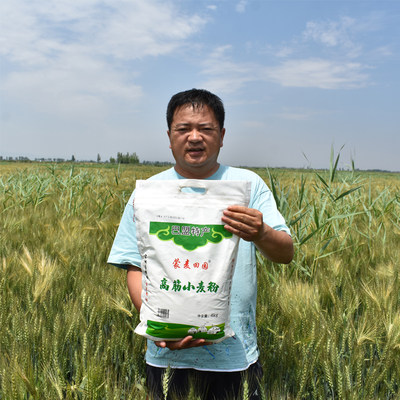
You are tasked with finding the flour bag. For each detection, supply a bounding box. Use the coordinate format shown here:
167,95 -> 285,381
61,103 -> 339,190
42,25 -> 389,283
134,179 -> 251,343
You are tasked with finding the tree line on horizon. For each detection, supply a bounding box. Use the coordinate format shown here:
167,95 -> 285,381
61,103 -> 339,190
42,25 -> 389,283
0,154 -> 397,173
0,152 -> 158,165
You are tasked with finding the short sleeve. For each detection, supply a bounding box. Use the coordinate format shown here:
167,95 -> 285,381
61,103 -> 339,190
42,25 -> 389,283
250,176 -> 291,236
107,191 -> 141,270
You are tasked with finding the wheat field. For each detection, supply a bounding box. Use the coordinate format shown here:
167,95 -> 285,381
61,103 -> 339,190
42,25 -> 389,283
0,161 -> 399,399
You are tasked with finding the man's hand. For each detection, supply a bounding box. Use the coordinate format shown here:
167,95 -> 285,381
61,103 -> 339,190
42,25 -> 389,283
222,205 -> 294,264
222,205 -> 264,242
155,336 -> 213,350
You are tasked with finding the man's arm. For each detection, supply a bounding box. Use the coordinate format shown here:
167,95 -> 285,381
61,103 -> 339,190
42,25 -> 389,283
127,265 -> 142,312
222,205 -> 294,264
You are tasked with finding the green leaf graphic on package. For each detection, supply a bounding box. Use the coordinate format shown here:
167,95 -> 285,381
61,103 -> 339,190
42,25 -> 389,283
149,222 -> 232,251
146,320 -> 225,340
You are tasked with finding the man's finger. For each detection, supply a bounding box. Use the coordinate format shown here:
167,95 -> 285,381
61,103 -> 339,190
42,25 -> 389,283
155,336 -> 211,351
226,205 -> 260,217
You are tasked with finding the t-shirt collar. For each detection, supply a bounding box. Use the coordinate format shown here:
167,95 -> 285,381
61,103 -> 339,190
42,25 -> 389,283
173,165 -> 225,180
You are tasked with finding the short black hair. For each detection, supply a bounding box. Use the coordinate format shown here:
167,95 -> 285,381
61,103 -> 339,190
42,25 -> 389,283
166,89 -> 225,131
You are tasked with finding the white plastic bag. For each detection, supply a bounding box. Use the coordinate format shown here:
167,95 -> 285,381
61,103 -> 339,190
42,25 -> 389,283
133,179 -> 250,342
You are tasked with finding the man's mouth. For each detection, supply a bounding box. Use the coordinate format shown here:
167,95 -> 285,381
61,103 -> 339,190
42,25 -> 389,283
186,148 -> 204,155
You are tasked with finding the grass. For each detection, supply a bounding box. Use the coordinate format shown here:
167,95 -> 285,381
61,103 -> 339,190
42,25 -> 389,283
0,161 -> 399,399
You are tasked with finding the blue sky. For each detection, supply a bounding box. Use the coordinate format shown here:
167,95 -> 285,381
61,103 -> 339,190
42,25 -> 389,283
1,0 -> 399,171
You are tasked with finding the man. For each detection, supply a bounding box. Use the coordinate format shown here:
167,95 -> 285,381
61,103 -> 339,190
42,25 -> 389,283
108,89 -> 294,399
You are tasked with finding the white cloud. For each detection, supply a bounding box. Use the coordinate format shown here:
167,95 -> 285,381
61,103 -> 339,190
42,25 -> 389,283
3,55 -> 143,118
236,0 -> 248,13
0,0 -> 206,119
200,44 -> 370,91
0,0 -> 206,64
94,2 -> 206,59
302,15 -> 385,59
275,46 -> 295,58
265,59 -> 370,89
372,45 -> 393,58
200,46 -> 258,93
199,12 -> 381,92
303,17 -> 357,47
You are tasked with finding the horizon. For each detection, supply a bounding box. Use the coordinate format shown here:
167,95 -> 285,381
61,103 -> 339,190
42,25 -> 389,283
1,154 -> 399,174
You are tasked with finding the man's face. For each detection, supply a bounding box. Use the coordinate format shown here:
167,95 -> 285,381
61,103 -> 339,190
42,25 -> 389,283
168,104 -> 225,179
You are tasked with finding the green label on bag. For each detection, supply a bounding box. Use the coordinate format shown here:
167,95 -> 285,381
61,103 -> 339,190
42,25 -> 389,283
146,320 -> 225,340
149,222 -> 232,251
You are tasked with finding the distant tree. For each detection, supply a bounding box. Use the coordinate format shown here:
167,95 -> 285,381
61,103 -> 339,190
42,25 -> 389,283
115,152 -> 139,164
71,155 -> 75,162
142,160 -> 173,166
97,153 -> 101,163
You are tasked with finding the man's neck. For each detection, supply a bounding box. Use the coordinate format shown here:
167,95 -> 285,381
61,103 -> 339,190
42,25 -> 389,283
174,163 -> 220,179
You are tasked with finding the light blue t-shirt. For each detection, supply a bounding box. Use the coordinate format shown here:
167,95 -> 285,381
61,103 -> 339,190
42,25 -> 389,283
108,165 -> 290,371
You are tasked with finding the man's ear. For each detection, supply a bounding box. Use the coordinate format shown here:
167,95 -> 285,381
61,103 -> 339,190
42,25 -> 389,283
220,128 -> 226,148
167,130 -> 171,149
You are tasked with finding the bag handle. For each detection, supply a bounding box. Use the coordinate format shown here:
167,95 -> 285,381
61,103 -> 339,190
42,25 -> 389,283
178,180 -> 208,194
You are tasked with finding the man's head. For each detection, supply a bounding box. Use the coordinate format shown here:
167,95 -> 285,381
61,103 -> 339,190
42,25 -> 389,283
166,89 -> 225,131
167,89 -> 226,179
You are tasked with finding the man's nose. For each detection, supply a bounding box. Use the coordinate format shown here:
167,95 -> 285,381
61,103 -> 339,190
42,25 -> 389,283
188,129 -> 202,141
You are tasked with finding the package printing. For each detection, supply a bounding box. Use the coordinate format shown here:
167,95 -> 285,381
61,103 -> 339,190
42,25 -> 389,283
133,179 -> 251,343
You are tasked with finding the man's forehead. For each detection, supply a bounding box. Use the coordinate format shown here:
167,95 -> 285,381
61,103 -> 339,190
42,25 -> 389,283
175,102 -> 207,113
173,103 -> 215,121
